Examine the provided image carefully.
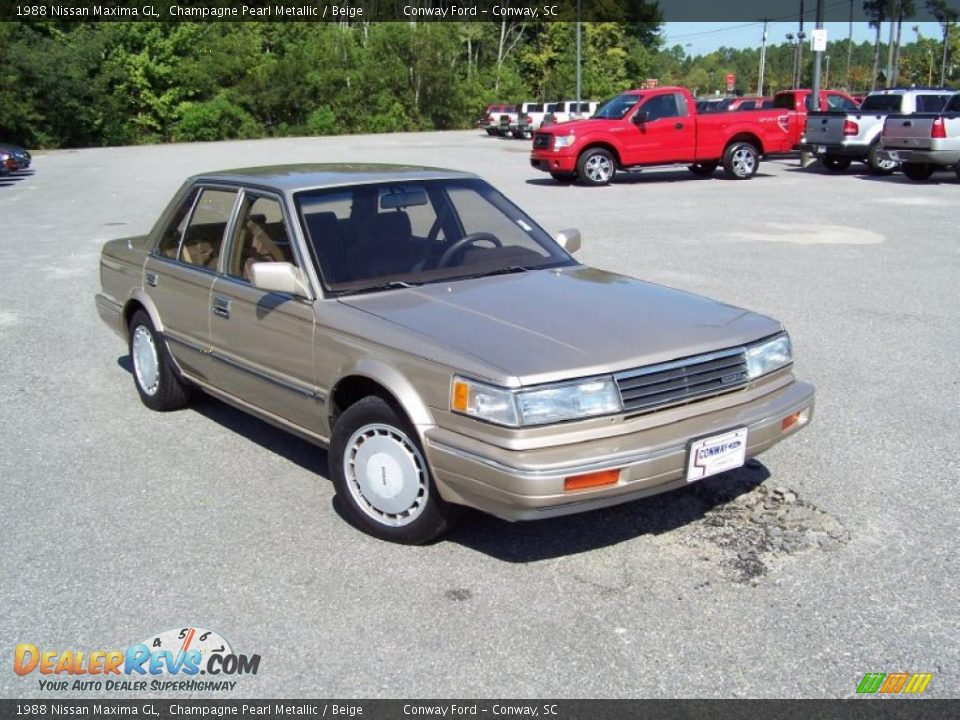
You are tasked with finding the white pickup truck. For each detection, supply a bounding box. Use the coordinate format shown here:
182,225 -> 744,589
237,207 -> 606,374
542,100 -> 598,127
879,91 -> 960,180
505,102 -> 548,139
803,88 -> 954,174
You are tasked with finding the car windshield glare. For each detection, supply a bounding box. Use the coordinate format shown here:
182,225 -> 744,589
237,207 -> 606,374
295,178 -> 575,294
593,93 -> 641,119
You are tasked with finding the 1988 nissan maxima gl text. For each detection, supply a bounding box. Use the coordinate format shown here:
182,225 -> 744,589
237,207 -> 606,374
96,164 -> 815,544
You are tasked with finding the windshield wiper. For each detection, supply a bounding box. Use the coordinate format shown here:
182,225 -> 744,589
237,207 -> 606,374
337,280 -> 419,296
460,265 -> 532,280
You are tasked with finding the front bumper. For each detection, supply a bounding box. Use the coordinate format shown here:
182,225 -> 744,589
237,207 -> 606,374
877,147 -> 960,167
424,380 -> 815,521
530,148 -> 578,173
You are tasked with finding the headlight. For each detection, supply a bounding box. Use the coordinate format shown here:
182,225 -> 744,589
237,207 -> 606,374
745,333 -> 792,380
517,378 -> 621,425
452,376 -> 622,427
553,134 -> 576,150
451,377 -> 519,427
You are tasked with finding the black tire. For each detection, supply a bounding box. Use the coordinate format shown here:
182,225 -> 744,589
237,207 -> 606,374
330,396 -> 459,544
722,141 -> 759,179
901,163 -> 935,181
576,147 -> 616,186
550,172 -> 577,184
821,154 -> 852,172
128,310 -> 190,411
484,128 -> 496,136
955,161 -> 960,181
688,162 -> 718,177
866,144 -> 897,175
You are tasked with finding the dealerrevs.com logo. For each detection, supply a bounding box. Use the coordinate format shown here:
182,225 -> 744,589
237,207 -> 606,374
14,626 -> 260,692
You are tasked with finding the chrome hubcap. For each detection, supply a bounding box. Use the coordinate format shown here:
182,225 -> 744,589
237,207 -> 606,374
344,423 -> 427,527
732,147 -> 756,176
584,154 -> 613,183
875,157 -> 897,171
132,326 -> 159,396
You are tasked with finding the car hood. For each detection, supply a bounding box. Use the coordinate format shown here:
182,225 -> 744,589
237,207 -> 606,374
338,266 -> 782,386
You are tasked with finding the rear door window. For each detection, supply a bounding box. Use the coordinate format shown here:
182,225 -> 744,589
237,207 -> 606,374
946,94 -> 960,112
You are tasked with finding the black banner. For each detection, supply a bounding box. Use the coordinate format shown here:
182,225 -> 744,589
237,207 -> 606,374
3,700 -> 960,720
1,0 -> 958,23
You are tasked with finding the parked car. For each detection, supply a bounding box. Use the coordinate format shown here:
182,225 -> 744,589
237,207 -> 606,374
771,88 -> 861,149
478,104 -> 515,135
530,86 -> 800,185
803,88 -> 954,174
878,91 -> 960,180
542,100 -> 598,126
508,102 -> 548,139
0,142 -> 31,170
0,151 -> 12,175
96,164 -> 815,543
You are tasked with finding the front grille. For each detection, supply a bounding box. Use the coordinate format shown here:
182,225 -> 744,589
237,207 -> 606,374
533,133 -> 551,149
614,347 -> 749,414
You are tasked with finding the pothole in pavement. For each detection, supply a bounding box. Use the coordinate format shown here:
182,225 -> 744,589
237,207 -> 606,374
679,477 -> 850,584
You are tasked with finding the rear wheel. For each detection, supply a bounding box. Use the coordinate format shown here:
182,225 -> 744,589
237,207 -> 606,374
550,172 -> 577,184
688,162 -> 718,177
330,396 -> 459,544
821,154 -> 852,171
902,163 -> 934,181
484,128 -> 495,136
866,144 -> 897,175
576,148 -> 616,186
128,310 -> 190,411
722,142 -> 759,179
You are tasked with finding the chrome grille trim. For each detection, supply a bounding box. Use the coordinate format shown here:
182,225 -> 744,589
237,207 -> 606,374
614,346 -> 749,414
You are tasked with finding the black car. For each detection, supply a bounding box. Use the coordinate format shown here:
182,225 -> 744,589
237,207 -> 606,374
0,143 -> 31,170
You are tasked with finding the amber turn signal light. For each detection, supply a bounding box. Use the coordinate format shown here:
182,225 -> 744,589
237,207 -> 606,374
782,408 -> 811,431
564,469 -> 620,492
452,380 -> 470,412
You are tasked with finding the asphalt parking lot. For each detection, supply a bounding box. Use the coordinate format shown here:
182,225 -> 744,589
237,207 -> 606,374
1,130 -> 957,699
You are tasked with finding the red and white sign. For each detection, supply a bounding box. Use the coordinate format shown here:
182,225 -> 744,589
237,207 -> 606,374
725,73 -> 736,92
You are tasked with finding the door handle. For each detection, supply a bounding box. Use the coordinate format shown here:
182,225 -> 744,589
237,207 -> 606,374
212,296 -> 230,319
675,122 -> 684,130
145,271 -> 158,288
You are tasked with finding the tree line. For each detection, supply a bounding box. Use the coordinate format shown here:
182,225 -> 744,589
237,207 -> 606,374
1,15 -> 956,149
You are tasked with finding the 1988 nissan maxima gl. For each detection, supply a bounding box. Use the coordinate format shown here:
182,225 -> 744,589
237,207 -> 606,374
96,165 -> 814,544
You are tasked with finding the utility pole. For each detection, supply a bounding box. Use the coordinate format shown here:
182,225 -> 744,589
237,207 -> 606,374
804,0 -> 825,169
941,24 -> 951,87
798,0 -> 805,86
758,19 -> 768,95
575,0 -> 582,115
845,0 -> 854,89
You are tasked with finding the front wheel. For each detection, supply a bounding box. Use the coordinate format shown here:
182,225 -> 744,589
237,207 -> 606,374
821,154 -> 852,171
901,163 -> 934,181
576,148 -> 616,186
866,144 -> 897,175
722,142 -> 759,179
128,310 -> 190,411
688,162 -> 718,177
330,396 -> 459,544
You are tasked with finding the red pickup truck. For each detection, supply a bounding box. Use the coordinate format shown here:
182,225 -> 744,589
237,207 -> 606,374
530,86 -> 859,185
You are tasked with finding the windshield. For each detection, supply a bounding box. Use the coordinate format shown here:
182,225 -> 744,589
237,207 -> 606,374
295,179 -> 575,294
593,93 -> 641,119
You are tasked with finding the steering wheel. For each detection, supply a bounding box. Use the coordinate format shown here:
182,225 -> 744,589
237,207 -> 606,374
437,232 -> 502,268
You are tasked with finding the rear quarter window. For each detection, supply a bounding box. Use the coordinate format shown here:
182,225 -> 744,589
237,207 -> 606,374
861,95 -> 902,112
773,93 -> 795,110
946,95 -> 960,112
916,95 -> 951,113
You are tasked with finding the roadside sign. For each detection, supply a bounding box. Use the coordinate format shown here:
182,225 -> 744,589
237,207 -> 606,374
811,28 -> 828,52
725,73 -> 735,92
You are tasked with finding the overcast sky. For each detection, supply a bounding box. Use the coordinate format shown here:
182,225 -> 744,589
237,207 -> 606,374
662,21 -> 945,56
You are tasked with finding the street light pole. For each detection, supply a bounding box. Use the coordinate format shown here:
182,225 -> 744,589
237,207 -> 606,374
758,19 -> 768,96
575,0 -> 582,115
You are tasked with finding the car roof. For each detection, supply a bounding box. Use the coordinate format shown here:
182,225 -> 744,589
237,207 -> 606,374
191,163 -> 479,192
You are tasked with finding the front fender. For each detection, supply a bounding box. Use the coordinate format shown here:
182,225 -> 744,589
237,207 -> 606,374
332,357 -> 436,431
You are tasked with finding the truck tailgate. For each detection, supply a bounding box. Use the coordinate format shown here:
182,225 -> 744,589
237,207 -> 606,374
883,115 -> 936,149
805,114 -> 848,144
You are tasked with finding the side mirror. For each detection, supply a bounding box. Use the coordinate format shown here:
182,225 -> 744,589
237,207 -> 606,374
250,262 -> 313,299
633,110 -> 649,125
555,228 -> 581,255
